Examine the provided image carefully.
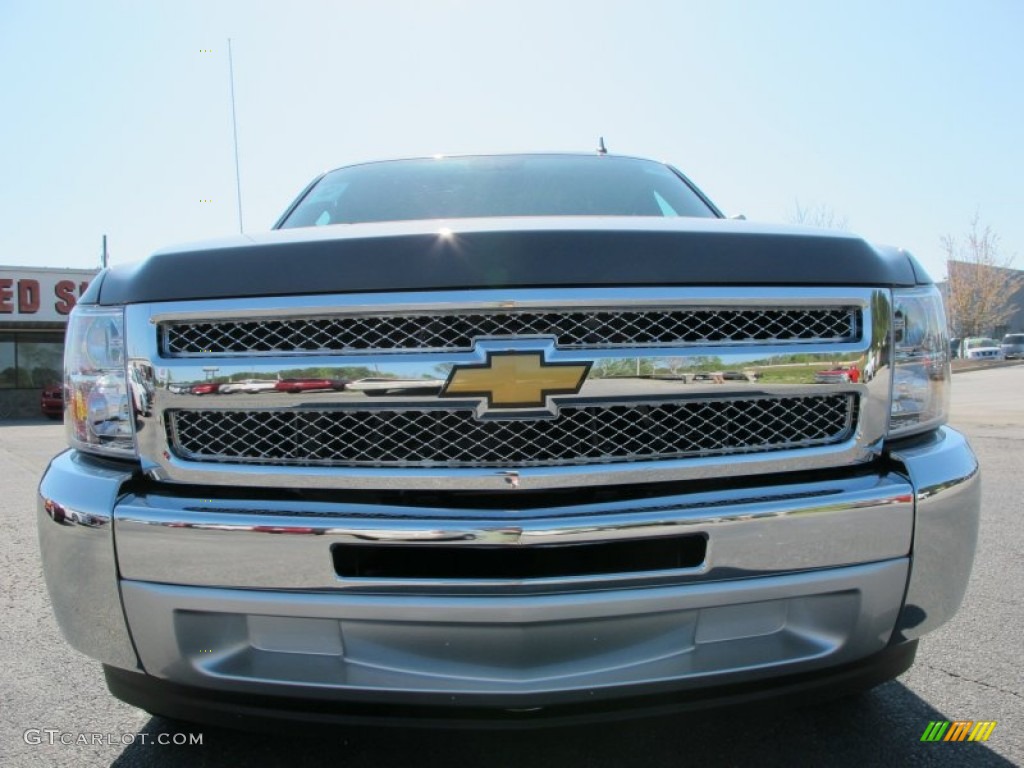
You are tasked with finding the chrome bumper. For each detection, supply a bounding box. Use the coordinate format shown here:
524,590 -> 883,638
37,426 -> 980,700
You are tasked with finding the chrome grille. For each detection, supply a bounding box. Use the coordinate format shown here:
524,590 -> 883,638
162,307 -> 859,356
167,395 -> 856,468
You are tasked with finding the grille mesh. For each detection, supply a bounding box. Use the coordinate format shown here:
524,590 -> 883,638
163,307 -> 858,356
168,395 -> 856,468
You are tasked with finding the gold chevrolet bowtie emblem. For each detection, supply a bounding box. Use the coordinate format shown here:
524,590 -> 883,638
441,352 -> 590,408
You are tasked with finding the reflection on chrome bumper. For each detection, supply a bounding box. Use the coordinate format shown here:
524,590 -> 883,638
38,426 -> 980,694
890,427 -> 981,640
37,451 -> 139,671
113,473 -> 914,591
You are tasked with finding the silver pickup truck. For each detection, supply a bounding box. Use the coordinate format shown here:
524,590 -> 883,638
39,153 -> 980,728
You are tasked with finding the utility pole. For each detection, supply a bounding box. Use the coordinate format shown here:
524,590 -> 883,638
101,235 -> 108,268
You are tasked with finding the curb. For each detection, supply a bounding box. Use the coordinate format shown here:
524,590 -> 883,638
952,359 -> 1024,374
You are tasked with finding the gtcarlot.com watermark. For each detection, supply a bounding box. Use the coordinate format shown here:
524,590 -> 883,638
24,729 -> 202,746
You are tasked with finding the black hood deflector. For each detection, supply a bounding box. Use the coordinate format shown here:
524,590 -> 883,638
97,226 -> 919,305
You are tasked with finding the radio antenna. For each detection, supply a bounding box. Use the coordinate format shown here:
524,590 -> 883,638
228,38 -> 244,233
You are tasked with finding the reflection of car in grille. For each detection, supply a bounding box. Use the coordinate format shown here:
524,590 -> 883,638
814,365 -> 860,384
272,377 -> 349,393
217,379 -> 278,394
347,377 -> 446,397
41,152 -> 980,729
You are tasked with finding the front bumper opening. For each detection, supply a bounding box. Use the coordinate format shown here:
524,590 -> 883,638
331,534 -> 708,580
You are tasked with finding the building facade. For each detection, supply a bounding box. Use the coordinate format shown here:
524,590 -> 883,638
0,266 -> 99,419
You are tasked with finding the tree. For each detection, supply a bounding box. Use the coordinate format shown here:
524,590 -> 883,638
943,214 -> 1022,338
789,201 -> 849,231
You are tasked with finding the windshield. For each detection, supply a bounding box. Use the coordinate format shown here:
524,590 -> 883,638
278,155 -> 719,228
1003,335 -> 1024,344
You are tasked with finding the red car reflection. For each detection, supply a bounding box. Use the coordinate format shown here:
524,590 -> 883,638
814,366 -> 860,384
40,385 -> 63,419
274,378 -> 349,393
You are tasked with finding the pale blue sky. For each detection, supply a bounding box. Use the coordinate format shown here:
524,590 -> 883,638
1,0 -> 1021,282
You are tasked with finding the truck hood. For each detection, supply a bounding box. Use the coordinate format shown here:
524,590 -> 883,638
95,216 -> 922,305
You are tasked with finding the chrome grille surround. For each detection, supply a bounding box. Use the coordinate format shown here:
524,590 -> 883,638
167,395 -> 856,468
126,287 -> 892,491
162,306 -> 859,356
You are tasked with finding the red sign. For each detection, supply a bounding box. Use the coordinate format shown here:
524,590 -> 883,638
0,268 -> 99,321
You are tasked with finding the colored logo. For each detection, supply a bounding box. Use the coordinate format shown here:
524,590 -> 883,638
440,351 -> 590,409
920,721 -> 997,742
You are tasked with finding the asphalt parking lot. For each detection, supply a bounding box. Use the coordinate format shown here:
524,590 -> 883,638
1,366 -> 1022,767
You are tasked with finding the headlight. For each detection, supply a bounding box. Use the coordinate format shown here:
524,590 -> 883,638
65,305 -> 136,457
889,285 -> 950,437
